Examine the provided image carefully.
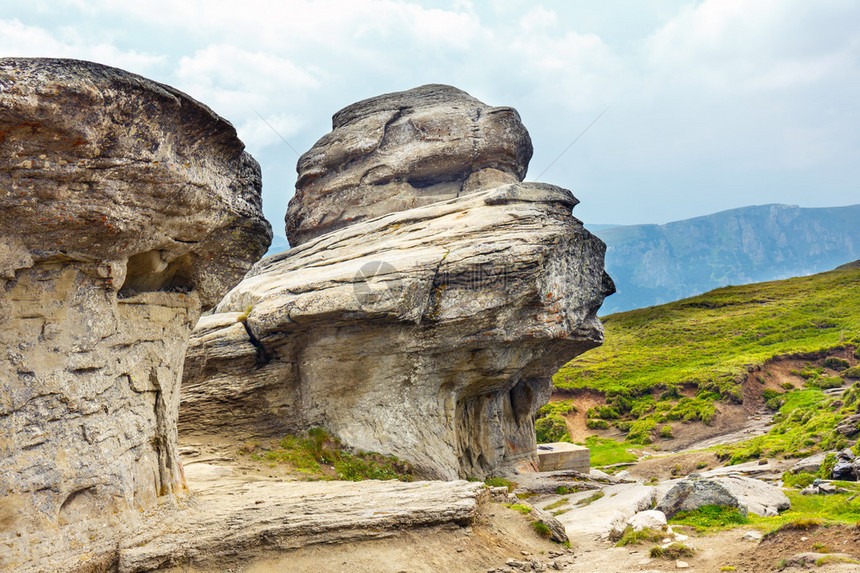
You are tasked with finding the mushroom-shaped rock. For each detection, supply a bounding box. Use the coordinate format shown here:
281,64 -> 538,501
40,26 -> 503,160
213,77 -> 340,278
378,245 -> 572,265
183,182 -> 614,479
286,84 -> 533,245
0,58 -> 271,568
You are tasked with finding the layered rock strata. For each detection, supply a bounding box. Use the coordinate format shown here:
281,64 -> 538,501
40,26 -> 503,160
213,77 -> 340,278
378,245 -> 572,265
0,58 -> 271,568
182,85 -> 613,480
286,84 -> 533,245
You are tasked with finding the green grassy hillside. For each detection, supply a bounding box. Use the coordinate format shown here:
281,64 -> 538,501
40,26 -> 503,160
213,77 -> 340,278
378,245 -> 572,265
543,264 -> 860,452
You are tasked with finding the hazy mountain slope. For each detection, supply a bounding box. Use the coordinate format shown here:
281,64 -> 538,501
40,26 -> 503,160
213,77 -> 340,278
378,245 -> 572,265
594,204 -> 860,314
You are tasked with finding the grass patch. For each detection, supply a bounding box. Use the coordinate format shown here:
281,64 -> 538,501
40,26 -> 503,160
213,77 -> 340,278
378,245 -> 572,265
485,477 -> 517,492
505,504 -> 532,515
750,492 -> 860,534
669,505 -> 749,531
582,436 -> 638,467
614,526 -> 665,547
245,428 -> 413,481
816,555 -> 860,566
532,521 -> 552,539
715,388 -> 851,464
650,543 -> 695,559
575,491 -> 605,507
556,268 -> 860,396
782,471 -> 816,489
536,400 -> 576,443
543,498 -> 568,511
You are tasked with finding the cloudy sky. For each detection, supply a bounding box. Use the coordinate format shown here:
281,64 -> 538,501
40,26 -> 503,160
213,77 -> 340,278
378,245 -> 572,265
2,0 -> 858,235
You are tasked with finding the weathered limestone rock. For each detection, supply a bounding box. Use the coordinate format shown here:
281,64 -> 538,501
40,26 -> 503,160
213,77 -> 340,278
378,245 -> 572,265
0,58 -> 270,568
627,509 -> 668,532
117,478 -> 486,572
554,483 -> 673,540
183,86 -> 612,481
285,84 -> 533,245
657,475 -> 790,518
183,181 -> 613,479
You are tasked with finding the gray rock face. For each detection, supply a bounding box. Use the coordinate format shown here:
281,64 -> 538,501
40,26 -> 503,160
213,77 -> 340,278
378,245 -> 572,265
183,181 -> 613,479
0,58 -> 270,568
118,478 -> 486,573
285,84 -> 533,245
831,449 -> 858,481
657,475 -> 790,519
790,452 -> 828,475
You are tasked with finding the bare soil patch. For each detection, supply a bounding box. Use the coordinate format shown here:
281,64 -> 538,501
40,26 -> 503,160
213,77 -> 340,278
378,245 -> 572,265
549,389 -> 611,443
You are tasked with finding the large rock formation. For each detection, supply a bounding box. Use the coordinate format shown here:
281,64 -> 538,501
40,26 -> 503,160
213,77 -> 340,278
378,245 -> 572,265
181,85 -> 613,480
0,58 -> 271,568
286,84 -> 533,245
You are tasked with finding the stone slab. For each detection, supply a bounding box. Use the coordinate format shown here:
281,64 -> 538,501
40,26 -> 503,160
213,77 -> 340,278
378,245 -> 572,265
537,442 -> 590,473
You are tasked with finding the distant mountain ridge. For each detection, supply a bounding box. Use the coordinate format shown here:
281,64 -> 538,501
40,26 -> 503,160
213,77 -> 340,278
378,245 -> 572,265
593,203 -> 860,314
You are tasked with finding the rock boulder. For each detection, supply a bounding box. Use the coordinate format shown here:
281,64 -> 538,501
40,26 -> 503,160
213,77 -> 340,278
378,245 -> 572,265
0,58 -> 270,569
657,475 -> 790,518
183,182 -> 613,479
285,84 -> 533,245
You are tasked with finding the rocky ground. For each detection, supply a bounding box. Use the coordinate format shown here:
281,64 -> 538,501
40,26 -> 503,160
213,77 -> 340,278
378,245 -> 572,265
167,430 -> 860,573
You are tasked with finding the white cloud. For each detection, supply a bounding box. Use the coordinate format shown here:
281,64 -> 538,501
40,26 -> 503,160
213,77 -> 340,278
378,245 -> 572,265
0,19 -> 164,74
645,0 -> 860,93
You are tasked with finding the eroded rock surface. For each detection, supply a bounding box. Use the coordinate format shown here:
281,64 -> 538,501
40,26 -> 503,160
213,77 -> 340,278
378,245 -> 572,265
185,183 -> 612,479
285,84 -> 533,245
118,476 -> 485,572
0,58 -> 271,569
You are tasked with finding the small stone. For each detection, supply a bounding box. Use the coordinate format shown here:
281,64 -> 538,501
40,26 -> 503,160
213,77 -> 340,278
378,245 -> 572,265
676,560 -> 690,569
741,531 -> 763,541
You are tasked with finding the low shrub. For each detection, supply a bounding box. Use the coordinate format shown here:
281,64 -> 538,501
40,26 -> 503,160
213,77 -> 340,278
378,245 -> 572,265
532,521 -> 552,539
818,453 -> 837,479
586,419 -> 610,430
535,412 -> 571,443
485,477 -> 516,491
506,503 -> 532,515
614,526 -> 664,547
626,418 -> 656,444
670,505 -> 749,530
782,471 -> 816,489
650,543 -> 695,559
818,376 -> 844,389
843,366 -> 860,379
824,357 -> 850,371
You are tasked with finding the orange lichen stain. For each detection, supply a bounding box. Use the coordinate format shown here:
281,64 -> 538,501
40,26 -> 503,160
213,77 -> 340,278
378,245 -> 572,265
71,138 -> 87,146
